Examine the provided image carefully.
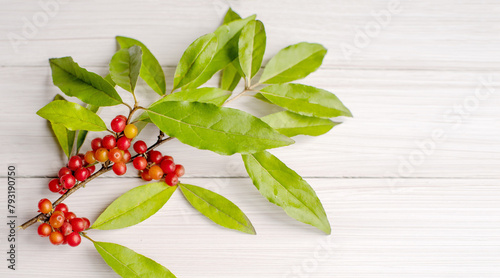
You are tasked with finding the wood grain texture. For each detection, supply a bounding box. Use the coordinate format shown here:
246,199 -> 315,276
0,0 -> 499,277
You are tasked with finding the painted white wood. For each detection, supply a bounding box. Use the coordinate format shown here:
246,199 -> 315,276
0,0 -> 499,277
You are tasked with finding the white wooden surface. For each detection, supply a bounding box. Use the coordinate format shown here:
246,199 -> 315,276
1,0 -> 499,277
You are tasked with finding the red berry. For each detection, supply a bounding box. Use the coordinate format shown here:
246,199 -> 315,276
49,231 -> 64,245
165,173 -> 179,186
174,164 -> 185,177
58,167 -> 72,178
109,148 -> 123,163
161,155 -> 174,163
111,115 -> 127,133
60,174 -> 76,189
91,138 -> 102,151
133,140 -> 147,154
147,150 -> 162,164
74,168 -> 90,182
122,150 -> 131,163
48,178 -> 62,193
87,165 -> 96,174
66,232 -> 81,247
59,189 -> 67,195
38,198 -> 52,214
37,223 -> 52,237
160,159 -> 176,174
68,155 -> 83,171
95,148 -> 109,162
70,218 -> 86,233
149,165 -> 164,180
81,217 -> 91,230
141,170 -> 152,181
102,135 -> 117,149
65,212 -> 76,221
117,136 -> 131,150
60,221 -> 73,236
49,211 -> 65,228
54,203 -> 68,214
112,162 -> 127,176
133,157 -> 147,170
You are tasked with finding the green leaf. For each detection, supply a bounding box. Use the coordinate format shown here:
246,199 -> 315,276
185,15 -> 256,89
239,20 -> 266,81
75,104 -> 100,152
104,74 -> 116,87
49,57 -> 123,106
259,83 -> 352,118
92,182 -> 177,230
242,151 -> 331,234
253,92 -> 273,104
94,241 -> 176,278
261,111 -> 340,137
173,33 -> 218,90
148,101 -> 294,155
116,36 -> 166,95
37,100 -> 107,131
259,42 -> 327,84
49,95 -> 75,158
220,62 -> 242,91
158,87 -> 231,106
223,8 -> 241,24
110,45 -> 143,93
179,183 -> 255,234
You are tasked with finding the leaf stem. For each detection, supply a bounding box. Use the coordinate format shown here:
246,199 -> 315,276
122,102 -> 133,112
224,88 -> 249,106
81,232 -> 95,243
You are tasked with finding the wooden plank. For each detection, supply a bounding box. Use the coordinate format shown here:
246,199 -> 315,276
0,67 -> 498,178
3,177 -> 500,277
1,0 -> 499,69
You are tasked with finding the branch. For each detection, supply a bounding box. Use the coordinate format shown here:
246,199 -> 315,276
19,134 -> 174,230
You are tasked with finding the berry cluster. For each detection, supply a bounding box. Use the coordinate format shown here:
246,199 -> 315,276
37,200 -> 89,247
132,143 -> 184,186
48,155 -> 96,194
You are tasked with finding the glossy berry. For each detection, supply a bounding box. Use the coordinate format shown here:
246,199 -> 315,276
147,150 -> 162,164
49,231 -> 64,245
82,217 -> 91,230
66,232 -> 82,247
91,138 -> 102,151
58,167 -> 72,178
38,198 -> 52,214
161,155 -> 174,163
60,174 -> 76,189
95,148 -> 109,162
48,178 -> 62,193
70,218 -> 86,233
59,189 -> 68,195
54,203 -> 68,214
65,212 -> 76,222
174,164 -> 185,177
122,150 -> 131,163
160,159 -> 175,174
87,165 -> 96,174
75,167 -> 90,182
133,140 -> 147,154
117,136 -> 131,150
37,223 -> 52,237
68,155 -> 83,171
84,151 -> 96,164
141,170 -> 152,181
49,211 -> 65,228
60,221 -> 73,236
108,148 -> 123,163
102,135 -> 117,149
124,124 -> 138,139
112,162 -> 127,176
133,157 -> 147,170
149,165 -> 164,180
111,115 -> 127,133
165,173 -> 179,186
